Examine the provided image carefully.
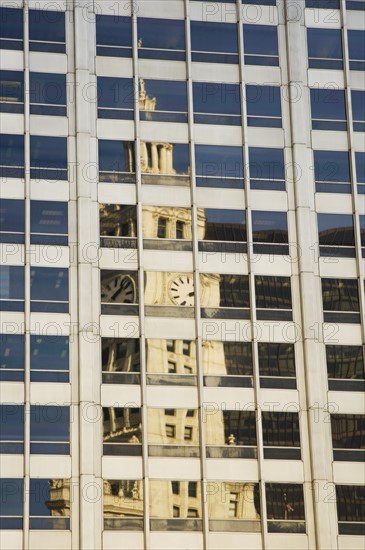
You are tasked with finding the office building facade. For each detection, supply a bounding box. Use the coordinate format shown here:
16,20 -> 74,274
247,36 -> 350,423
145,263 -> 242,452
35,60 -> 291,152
0,0 -> 364,549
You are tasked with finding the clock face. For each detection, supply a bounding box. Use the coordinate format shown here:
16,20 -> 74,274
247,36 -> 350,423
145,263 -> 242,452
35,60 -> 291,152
101,274 -> 135,304
169,275 -> 194,306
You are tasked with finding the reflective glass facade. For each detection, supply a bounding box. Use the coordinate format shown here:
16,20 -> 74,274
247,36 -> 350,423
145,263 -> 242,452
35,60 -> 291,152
0,1 -> 364,549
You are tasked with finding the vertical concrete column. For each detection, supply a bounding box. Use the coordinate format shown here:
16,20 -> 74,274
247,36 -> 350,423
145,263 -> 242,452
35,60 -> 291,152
72,3 -> 102,549
283,2 -> 338,548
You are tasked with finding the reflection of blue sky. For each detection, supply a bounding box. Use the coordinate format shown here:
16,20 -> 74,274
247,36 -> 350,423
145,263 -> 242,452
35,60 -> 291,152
29,480 -> 54,516
244,25 -> 278,56
30,268 -> 68,301
0,199 -> 24,232
0,405 -> 23,439
196,145 -> 243,177
252,211 -> 287,231
0,266 -> 24,299
30,336 -> 69,371
142,79 -> 187,112
311,89 -> 346,120
314,151 -> 350,182
0,334 -> 24,368
193,83 -> 241,115
246,85 -> 281,117
205,209 -> 245,224
0,479 -> 23,515
30,136 -> 67,168
308,29 -> 343,58
0,134 -> 24,165
356,152 -> 365,183
138,17 -> 185,50
96,15 -> 132,47
249,148 -> 284,180
318,213 -> 353,232
30,406 -> 69,441
349,31 -> 365,60
191,21 -> 238,53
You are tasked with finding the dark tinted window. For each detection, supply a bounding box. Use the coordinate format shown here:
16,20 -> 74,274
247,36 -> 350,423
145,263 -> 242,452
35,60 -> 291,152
0,199 -> 24,243
249,147 -> 285,191
219,275 -> 250,308
0,8 -> 23,50
331,414 -> 365,449
352,90 -> 365,132
96,15 -> 132,57
306,0 -> 340,6
262,412 -> 301,447
0,334 -> 24,382
30,267 -> 69,313
221,410 -> 257,446
0,70 -> 24,113
360,215 -> 365,250
30,136 -> 68,180
317,213 -> 355,257
98,140 -> 135,183
195,144 -> 244,189
30,405 -> 70,454
244,24 -> 279,66
30,201 -> 68,245
326,345 -> 365,380
30,336 -> 69,383
137,18 -> 185,61
100,204 -> 137,248
243,0 -> 277,4
356,152 -> 365,194
266,484 -> 305,525
29,72 -> 67,116
246,85 -> 282,127
347,0 -> 365,9
258,343 -> 296,377
29,10 -> 65,53
103,407 -> 142,455
0,266 -> 24,311
252,211 -> 288,255
314,150 -> 351,193
336,485 -> 365,528
255,276 -> 292,320
102,338 -> 140,385
0,479 -> 23,529
0,134 -> 24,178
310,88 -> 347,130
322,279 -> 360,323
348,30 -> 365,70
201,209 -> 246,242
193,82 -> 241,125
97,77 -> 134,120
307,28 -> 343,69
0,404 -> 24,453
191,21 -> 238,64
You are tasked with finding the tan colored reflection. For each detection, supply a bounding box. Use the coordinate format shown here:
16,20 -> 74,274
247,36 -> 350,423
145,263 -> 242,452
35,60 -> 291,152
207,481 -> 260,520
149,480 -> 202,519
102,338 -> 140,374
100,205 -> 137,238
103,480 -> 143,518
46,479 -> 70,518
144,272 -> 195,307
142,207 -> 192,240
146,339 -> 197,375
101,271 -> 138,304
147,409 -> 199,446
103,408 -> 142,444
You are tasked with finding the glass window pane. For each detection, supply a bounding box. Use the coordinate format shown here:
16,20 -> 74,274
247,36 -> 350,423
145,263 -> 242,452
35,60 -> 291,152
0,199 -> 24,242
104,480 -> 143,528
0,266 -> 24,300
30,405 -> 69,442
191,21 -> 238,62
255,276 -> 292,309
352,90 -> 365,130
147,408 -> 199,445
326,345 -> 364,380
101,271 -> 138,305
30,336 -> 69,372
30,136 -> 68,180
30,268 -> 68,312
0,71 -> 24,112
0,404 -> 24,441
195,144 -> 243,188
317,214 -> 355,246
258,343 -> 296,377
0,334 -> 24,381
244,24 -> 279,65
314,150 -> 351,182
0,479 -> 23,517
103,407 -> 142,447
356,152 -> 365,183
307,28 -> 343,68
336,486 -> 365,522
200,209 -> 246,242
96,15 -> 132,48
98,140 -> 135,180
246,85 -> 282,116
207,481 -> 260,521
137,18 -> 185,55
262,412 -> 300,446
0,134 -> 24,176
29,10 -> 65,51
97,77 -> 134,110
321,279 -> 359,312
149,481 -> 202,520
252,211 -> 288,243
30,201 -> 68,240
266,484 -> 305,520
29,73 -> 66,115
0,8 -> 23,40
331,414 -> 365,449
29,479 -> 70,529
140,79 -> 187,113
348,30 -> 365,60
311,88 -> 347,129
193,82 -> 241,115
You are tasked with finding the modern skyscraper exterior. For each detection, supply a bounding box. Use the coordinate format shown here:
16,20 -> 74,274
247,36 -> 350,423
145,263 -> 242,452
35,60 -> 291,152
0,0 -> 364,549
